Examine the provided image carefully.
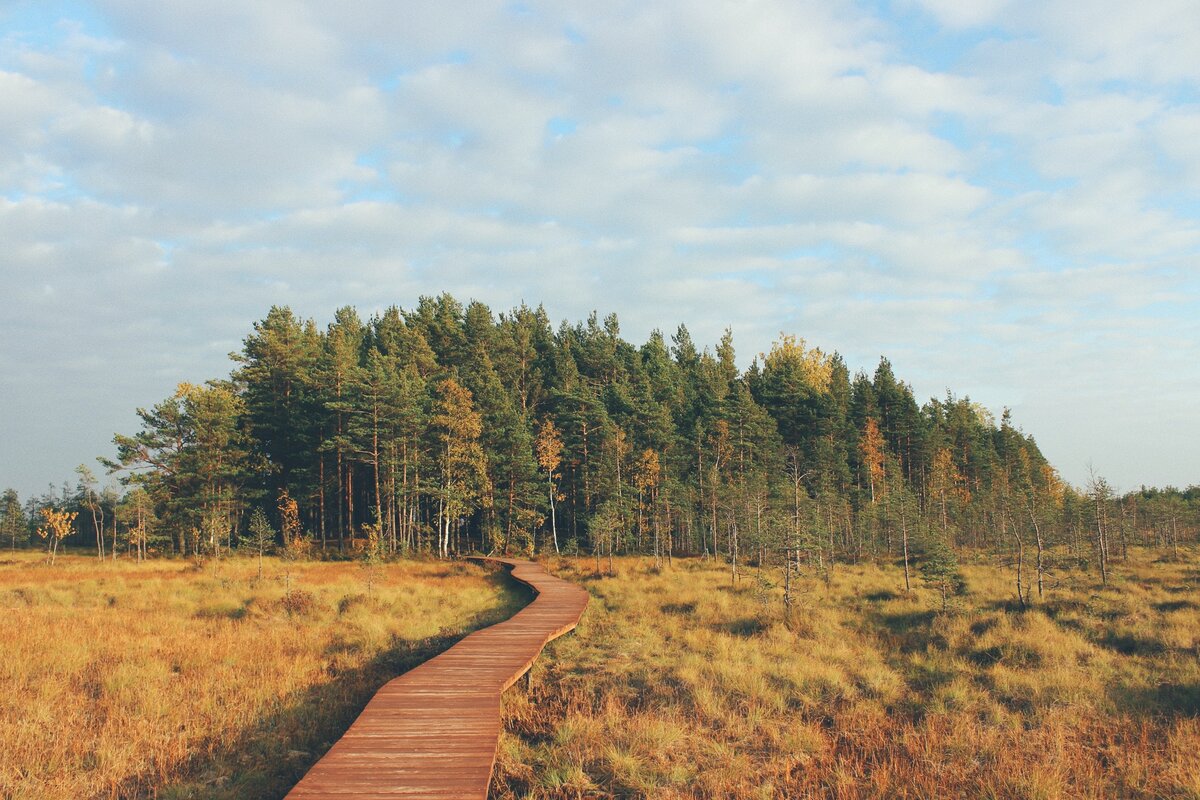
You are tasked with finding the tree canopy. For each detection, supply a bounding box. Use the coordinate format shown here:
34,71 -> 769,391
7,294 -> 1190,595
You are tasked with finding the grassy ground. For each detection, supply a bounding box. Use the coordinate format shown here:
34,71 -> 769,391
0,551 -> 524,800
495,552 -> 1200,799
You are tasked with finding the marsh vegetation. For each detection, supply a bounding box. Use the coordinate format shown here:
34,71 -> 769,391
0,554 -> 522,799
2,547 -> 1197,799
496,554 -> 1200,799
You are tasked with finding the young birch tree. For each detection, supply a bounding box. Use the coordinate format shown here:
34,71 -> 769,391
535,419 -> 564,554
36,508 -> 76,564
431,378 -> 488,558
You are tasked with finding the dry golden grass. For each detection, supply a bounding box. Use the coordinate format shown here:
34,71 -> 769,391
495,551 -> 1200,799
0,551 -> 523,800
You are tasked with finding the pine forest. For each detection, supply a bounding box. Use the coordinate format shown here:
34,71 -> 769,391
7,294 -> 1193,597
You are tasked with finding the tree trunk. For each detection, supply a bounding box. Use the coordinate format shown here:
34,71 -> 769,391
665,496 -> 673,566
1013,525 -> 1026,609
1095,502 -> 1108,586
90,500 -> 103,560
652,487 -> 661,568
318,455 -> 326,550
697,444 -> 707,557
401,443 -> 409,552
581,420 -> 590,513
372,414 -> 383,538
337,447 -> 345,550
729,519 -> 738,585
607,524 -> 614,575
1118,507 -> 1129,561
549,473 -> 559,554
711,490 -> 719,561
1030,507 -> 1045,600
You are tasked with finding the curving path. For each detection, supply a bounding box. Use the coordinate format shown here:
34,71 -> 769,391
284,557 -> 589,799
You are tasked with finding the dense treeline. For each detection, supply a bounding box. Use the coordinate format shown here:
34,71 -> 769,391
5,294 -> 1196,596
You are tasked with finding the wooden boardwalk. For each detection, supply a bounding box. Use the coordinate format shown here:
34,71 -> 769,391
284,558 -> 589,799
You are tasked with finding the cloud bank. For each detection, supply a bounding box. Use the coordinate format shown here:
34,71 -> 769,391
2,0 -> 1198,496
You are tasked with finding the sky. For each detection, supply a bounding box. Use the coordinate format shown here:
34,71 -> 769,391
1,0 -> 1198,500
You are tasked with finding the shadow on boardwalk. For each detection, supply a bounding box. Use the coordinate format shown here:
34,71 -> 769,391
284,558 -> 589,800
131,567 -> 530,800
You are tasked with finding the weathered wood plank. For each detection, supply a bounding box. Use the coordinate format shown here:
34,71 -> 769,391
284,558 -> 588,799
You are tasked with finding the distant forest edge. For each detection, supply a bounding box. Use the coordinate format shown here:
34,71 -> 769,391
3,294 -> 1195,584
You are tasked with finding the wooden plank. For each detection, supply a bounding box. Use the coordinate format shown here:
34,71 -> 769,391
284,558 -> 588,799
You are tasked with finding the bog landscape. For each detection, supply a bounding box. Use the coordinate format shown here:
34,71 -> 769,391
4,3 -> 1200,798
2,297 -> 1196,799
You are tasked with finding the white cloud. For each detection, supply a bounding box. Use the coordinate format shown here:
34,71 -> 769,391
0,0 -> 1198,496
909,0 -> 1013,30
1156,109 -> 1200,185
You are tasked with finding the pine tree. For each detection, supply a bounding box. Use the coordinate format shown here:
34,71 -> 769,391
116,488 -> 157,561
234,307 -> 321,527
75,465 -> 105,560
317,307 -> 366,548
179,381 -> 260,556
242,508 -> 276,578
1,489 -> 25,551
106,382 -> 258,553
496,303 -> 554,414
346,347 -> 405,541
919,532 -> 963,612
1088,469 -> 1114,586
929,447 -> 965,537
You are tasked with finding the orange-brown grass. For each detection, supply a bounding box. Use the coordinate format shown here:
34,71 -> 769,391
494,552 -> 1200,799
0,551 -> 524,799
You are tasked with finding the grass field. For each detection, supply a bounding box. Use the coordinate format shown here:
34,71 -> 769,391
0,552 -> 524,800
5,549 -> 1198,799
495,553 -> 1200,799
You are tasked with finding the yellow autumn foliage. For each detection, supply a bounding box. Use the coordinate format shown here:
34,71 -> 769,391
761,334 -> 833,392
